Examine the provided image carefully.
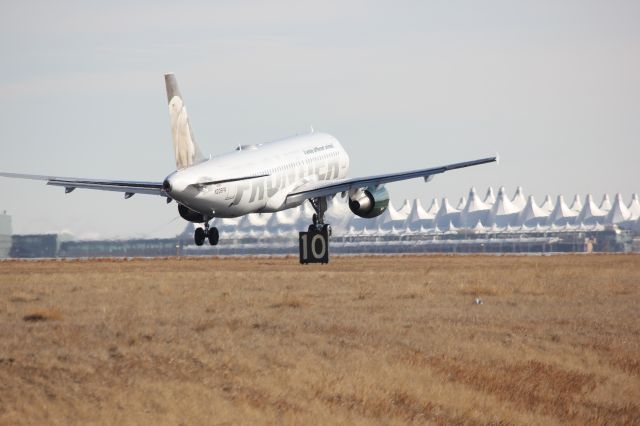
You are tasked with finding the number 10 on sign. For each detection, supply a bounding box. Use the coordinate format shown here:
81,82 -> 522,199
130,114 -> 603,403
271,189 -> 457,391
299,226 -> 329,264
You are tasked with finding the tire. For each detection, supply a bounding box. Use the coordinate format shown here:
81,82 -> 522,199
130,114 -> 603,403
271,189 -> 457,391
194,228 -> 206,246
208,227 -> 219,246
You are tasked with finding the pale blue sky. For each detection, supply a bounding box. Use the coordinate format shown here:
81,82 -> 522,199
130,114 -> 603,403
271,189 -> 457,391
1,1 -> 638,238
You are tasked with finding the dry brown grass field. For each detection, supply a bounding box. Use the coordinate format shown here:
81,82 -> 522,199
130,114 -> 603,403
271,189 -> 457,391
0,254 -> 639,425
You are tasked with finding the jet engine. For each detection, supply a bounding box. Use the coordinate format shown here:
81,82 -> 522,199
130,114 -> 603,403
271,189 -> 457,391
178,204 -> 207,223
348,186 -> 390,218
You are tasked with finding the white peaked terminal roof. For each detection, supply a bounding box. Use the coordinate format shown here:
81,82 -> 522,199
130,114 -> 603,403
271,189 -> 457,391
360,226 -> 373,235
212,216 -> 242,233
375,225 -> 389,236
349,215 -> 369,231
326,196 -> 352,233
397,199 -> 412,217
599,194 -> 612,213
486,186 -> 520,228
443,220 -> 458,232
484,187 -> 496,206
266,206 -> 301,232
301,199 -> 317,218
435,197 -> 461,228
569,195 -> 583,213
438,197 -> 460,215
628,194 -> 640,220
407,199 -> 430,220
486,222 -> 500,231
426,198 -> 440,215
178,222 -> 197,240
517,195 -> 549,227
238,213 -> 269,230
328,196 -> 349,214
576,194 -> 606,225
456,196 -> 467,210
540,195 -> 554,214
291,204 -> 305,222
405,198 -> 434,230
260,227 -> 273,238
605,194 -> 631,225
181,187 -> 638,243
548,195 -> 578,226
511,186 -> 527,210
472,219 -> 486,233
460,187 -> 491,228
376,201 -> 407,230
227,226 -> 248,239
389,226 -> 403,236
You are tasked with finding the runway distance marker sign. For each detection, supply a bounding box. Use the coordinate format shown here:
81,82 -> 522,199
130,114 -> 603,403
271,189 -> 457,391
299,226 -> 329,264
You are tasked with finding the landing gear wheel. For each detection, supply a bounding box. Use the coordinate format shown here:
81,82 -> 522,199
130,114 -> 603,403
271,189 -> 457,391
194,227 -> 206,246
207,227 -> 219,246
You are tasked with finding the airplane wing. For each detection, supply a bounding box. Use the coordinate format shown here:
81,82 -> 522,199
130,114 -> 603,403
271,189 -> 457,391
0,172 -> 164,197
286,156 -> 497,204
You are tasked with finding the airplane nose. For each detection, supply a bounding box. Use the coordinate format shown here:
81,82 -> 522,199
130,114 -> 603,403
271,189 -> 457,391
163,173 -> 189,197
163,179 -> 172,193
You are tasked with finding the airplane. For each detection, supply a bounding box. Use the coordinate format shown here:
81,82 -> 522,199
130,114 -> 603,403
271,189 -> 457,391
0,73 -> 496,257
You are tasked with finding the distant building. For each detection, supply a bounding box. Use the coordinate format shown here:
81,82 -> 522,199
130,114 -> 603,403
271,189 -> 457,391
0,211 -> 11,258
10,234 -> 58,258
58,239 -> 180,257
3,187 -> 639,258
180,225 -> 633,256
179,187 -> 638,255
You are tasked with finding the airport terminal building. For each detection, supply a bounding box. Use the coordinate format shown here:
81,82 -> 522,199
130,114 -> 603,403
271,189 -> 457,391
0,211 -> 11,258
180,187 -> 639,256
4,187 -> 640,258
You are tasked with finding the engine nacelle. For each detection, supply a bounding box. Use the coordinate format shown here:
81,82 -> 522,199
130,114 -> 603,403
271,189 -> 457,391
348,186 -> 390,218
178,204 -> 207,223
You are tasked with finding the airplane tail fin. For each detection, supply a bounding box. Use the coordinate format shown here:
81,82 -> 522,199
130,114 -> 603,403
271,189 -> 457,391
165,73 -> 206,170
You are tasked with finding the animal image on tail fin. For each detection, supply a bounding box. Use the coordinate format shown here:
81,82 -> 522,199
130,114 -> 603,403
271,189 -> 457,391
165,73 -> 205,170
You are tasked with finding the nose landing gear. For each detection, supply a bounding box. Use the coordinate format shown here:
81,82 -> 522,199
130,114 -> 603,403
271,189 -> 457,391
194,221 -> 219,246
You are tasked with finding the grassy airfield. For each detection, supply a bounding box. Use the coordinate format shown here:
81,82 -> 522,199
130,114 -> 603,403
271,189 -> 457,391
0,254 -> 638,425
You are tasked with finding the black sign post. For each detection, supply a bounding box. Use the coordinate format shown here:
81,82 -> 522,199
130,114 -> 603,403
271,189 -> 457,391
299,225 -> 329,264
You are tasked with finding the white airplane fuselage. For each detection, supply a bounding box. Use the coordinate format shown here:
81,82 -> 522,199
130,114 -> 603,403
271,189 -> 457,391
165,132 -> 350,218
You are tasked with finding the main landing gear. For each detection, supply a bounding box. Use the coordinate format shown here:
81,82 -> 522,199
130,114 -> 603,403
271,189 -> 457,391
309,197 -> 332,236
299,197 -> 331,264
194,221 -> 219,246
